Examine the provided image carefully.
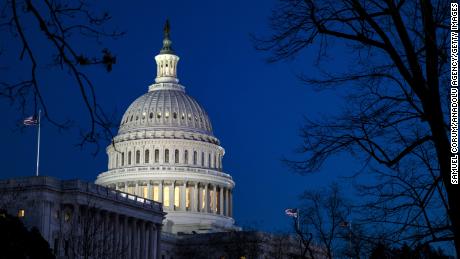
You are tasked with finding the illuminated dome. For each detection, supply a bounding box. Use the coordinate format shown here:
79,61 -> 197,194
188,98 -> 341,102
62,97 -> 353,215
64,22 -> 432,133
119,87 -> 213,137
96,21 -> 236,234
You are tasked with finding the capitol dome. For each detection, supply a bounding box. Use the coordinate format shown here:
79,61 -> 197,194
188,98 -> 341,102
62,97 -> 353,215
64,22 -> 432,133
96,21 -> 235,234
119,86 -> 214,137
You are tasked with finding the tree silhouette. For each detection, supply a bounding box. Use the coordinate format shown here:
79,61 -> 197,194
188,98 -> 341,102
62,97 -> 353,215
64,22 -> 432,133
0,0 -> 123,152
256,0 -> 458,256
0,210 -> 55,259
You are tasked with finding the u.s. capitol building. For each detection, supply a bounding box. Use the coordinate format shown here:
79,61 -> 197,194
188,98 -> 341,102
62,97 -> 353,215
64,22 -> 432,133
96,21 -> 236,235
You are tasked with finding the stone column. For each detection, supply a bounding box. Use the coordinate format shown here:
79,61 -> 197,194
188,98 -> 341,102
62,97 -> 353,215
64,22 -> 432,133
112,213 -> 119,256
229,190 -> 233,217
139,221 -> 145,259
149,224 -> 157,259
213,185 -> 217,214
102,211 -> 109,255
181,181 -> 187,211
122,217 -> 129,259
131,219 -> 137,259
170,181 -> 175,211
219,186 -> 224,215
148,181 -> 152,200
192,182 -> 198,212
156,224 -> 162,259
158,181 -> 163,203
205,184 -> 209,213
225,188 -> 230,216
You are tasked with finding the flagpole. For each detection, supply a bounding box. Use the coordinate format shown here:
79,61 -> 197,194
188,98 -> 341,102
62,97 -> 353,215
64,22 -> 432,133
36,109 -> 41,176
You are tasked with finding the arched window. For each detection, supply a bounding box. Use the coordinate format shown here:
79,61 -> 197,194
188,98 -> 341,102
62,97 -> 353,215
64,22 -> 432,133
173,112 -> 177,119
165,149 -> 169,163
214,154 -> 217,168
208,153 -> 211,168
193,151 -> 197,165
149,112 -> 153,119
201,152 -> 205,167
174,149 -> 179,163
128,151 -> 132,165
155,149 -> 159,163
121,152 -> 125,166
136,150 -> 140,164
184,150 -> 189,164
145,149 -> 150,164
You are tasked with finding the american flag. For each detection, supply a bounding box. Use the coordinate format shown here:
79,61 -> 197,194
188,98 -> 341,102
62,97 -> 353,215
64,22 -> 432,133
23,115 -> 38,126
285,208 -> 298,218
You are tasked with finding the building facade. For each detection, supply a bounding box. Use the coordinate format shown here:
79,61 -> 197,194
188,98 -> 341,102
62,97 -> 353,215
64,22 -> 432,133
96,21 -> 236,234
0,176 -> 164,259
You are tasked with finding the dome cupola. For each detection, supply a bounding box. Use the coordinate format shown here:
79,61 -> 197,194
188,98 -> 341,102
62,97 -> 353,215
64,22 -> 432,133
154,19 -> 179,84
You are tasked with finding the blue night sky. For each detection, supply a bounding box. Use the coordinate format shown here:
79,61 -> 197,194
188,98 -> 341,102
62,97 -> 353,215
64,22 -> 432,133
0,0 -> 359,232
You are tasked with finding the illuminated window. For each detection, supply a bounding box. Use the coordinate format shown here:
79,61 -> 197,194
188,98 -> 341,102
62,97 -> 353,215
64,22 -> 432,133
128,151 -> 132,165
157,112 -> 162,119
163,186 -> 170,207
201,188 -> 206,210
155,149 -> 159,163
142,186 -> 148,198
174,149 -> 179,163
128,185 -> 134,194
181,113 -> 185,120
188,114 -> 192,120
184,150 -> 188,164
153,185 -> 159,201
174,186 -> 180,208
18,209 -> 25,217
165,112 -> 170,119
165,149 -> 169,163
145,149 -> 150,164
136,150 -> 140,164
193,151 -> 197,165
210,189 -> 214,210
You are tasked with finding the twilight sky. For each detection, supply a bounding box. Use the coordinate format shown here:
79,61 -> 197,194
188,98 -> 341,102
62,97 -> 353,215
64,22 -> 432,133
0,0 -> 359,232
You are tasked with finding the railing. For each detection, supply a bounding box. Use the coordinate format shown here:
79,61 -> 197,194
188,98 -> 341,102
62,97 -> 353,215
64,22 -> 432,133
0,176 -> 163,212
99,165 -> 232,179
61,179 -> 163,211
